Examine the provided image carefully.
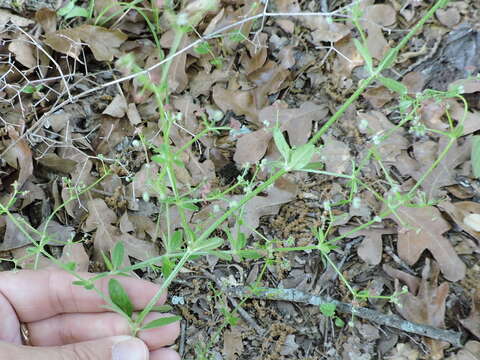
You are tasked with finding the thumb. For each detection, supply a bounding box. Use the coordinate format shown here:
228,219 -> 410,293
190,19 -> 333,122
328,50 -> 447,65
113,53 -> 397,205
0,336 -> 149,360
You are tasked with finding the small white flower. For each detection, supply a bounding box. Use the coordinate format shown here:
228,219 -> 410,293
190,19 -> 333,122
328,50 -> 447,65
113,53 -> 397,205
358,119 -> 368,132
323,201 -> 331,211
132,139 -> 141,147
352,197 -> 361,209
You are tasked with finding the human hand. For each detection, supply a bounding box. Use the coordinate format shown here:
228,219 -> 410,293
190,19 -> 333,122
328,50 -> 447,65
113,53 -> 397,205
0,269 -> 180,360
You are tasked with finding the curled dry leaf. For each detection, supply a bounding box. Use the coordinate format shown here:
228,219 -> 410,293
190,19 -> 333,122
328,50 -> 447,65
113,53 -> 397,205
0,10 -> 34,31
395,259 -> 449,359
438,201 -> 480,247
383,264 -> 420,294
8,35 -> 36,68
340,226 -> 395,265
0,214 -> 34,251
459,289 -> 480,340
213,84 -> 257,122
387,204 -> 466,281
103,93 -> 128,118
45,24 -> 127,61
35,8 -> 57,34
4,127 -> 33,188
38,153 -> 77,174
436,7 -> 461,28
364,4 -> 396,60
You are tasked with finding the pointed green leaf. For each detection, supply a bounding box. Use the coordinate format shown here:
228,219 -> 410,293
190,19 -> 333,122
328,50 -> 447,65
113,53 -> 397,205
319,302 -> 336,317
353,39 -> 373,73
194,237 -> 224,252
141,315 -> 181,330
273,127 -> 291,162
289,144 -> 316,171
65,262 -> 77,271
108,278 -> 134,318
111,242 -> 124,270
162,258 -> 174,278
101,251 -> 113,271
378,76 -> 408,95
151,305 -> 173,312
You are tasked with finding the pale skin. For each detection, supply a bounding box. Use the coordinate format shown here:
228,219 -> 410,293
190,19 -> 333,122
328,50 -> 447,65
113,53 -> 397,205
0,269 -> 181,360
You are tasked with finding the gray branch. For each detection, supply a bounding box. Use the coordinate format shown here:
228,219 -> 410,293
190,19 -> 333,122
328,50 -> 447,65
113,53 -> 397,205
225,286 -> 463,347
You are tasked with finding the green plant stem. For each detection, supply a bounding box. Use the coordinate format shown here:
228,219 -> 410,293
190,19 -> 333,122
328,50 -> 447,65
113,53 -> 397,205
133,249 -> 193,333
309,0 -> 449,145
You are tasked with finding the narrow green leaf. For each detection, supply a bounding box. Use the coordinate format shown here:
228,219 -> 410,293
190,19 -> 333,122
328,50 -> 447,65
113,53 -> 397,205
108,278 -> 134,318
170,230 -> 183,252
273,127 -> 291,162
179,202 -> 199,211
65,262 -> 77,271
472,136 -> 480,178
63,6 -> 89,19
111,242 -> 124,270
57,0 -> 75,16
353,39 -> 373,73
289,143 -> 316,171
194,237 -> 224,252
378,76 -> 408,95
194,42 -> 211,55
162,258 -> 174,278
141,315 -> 181,330
335,317 -> 345,327
151,305 -> 173,312
101,250 -> 113,271
319,303 -> 336,317
73,280 -> 94,290
209,250 -> 232,261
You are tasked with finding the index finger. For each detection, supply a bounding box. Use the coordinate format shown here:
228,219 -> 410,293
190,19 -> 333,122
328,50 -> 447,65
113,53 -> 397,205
0,269 -> 167,322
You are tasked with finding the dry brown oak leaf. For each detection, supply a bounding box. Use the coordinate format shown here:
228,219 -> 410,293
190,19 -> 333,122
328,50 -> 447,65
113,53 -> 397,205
388,205 -> 465,282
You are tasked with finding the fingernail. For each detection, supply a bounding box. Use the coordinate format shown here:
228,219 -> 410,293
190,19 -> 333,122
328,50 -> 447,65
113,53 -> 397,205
112,337 -> 148,360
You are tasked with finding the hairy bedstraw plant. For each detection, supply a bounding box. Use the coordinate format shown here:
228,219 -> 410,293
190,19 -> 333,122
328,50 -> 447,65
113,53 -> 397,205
2,0 -> 466,351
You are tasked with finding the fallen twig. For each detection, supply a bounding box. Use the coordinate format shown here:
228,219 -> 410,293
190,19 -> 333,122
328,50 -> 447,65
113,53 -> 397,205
225,286 -> 463,347
201,270 -> 265,335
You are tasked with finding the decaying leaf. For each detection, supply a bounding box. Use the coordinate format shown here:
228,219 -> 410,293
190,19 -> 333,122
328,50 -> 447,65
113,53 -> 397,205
395,259 -> 450,359
460,289 -> 480,340
231,177 -> 297,238
320,135 -> 351,174
439,201 -> 480,242
103,93 -> 128,118
8,35 -> 36,68
363,4 -> 396,60
44,24 -> 127,61
60,243 -> 89,272
387,205 -> 466,281
340,226 -> 395,265
223,327 -> 244,360
233,102 -> 328,165
383,264 -> 420,294
3,127 -> 33,188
